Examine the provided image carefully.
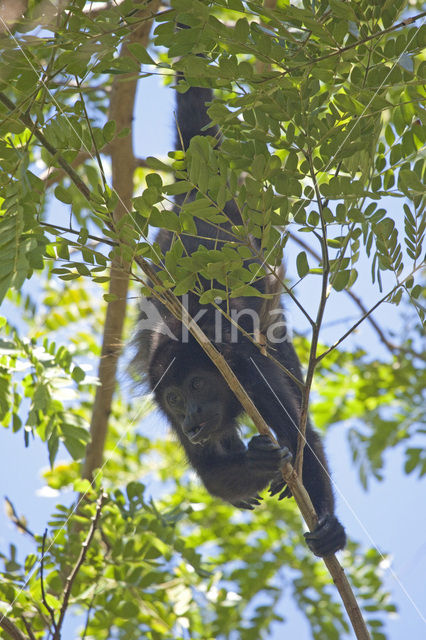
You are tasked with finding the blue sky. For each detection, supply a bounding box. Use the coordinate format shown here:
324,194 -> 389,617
1,72 -> 425,639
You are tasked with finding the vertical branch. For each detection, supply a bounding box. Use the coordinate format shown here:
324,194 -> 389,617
82,0 -> 160,479
40,531 -> 58,634
53,492 -> 107,640
294,151 -> 331,477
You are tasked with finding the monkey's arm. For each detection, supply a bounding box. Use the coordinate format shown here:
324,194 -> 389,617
186,435 -> 291,509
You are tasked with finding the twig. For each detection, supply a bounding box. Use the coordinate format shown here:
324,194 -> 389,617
317,269 -> 424,362
288,11 -> 426,71
3,497 -> 34,537
21,617 -> 36,640
40,531 -> 57,633
289,231 -> 399,355
53,492 -> 107,640
0,93 -> 91,202
40,220 -> 116,247
294,151 -> 330,478
0,617 -> 29,640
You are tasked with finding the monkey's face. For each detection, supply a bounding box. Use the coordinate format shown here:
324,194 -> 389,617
161,368 -> 238,445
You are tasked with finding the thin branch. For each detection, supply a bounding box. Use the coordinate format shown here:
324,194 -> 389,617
41,154 -> 158,189
288,231 -> 400,355
40,531 -> 57,633
294,151 -> 330,477
3,497 -> 34,537
210,299 -> 305,390
0,617 -> 29,640
317,269 -> 424,362
0,93 -> 91,202
53,492 -> 107,640
20,618 -> 36,640
280,462 -> 370,639
75,77 -> 107,188
40,220 -> 116,247
288,11 -> 426,72
249,238 -> 316,327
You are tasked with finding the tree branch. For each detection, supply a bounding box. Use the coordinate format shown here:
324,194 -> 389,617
317,269 -> 424,362
294,151 -> 330,478
280,461 -> 370,639
289,231 -> 399,355
3,496 -> 34,537
40,531 -> 57,633
82,0 -> 161,480
53,492 -> 107,640
40,220 -> 116,247
289,11 -> 426,71
0,617 -> 29,640
0,93 -> 91,202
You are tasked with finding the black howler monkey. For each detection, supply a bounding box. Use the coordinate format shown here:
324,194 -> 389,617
135,77 -> 346,557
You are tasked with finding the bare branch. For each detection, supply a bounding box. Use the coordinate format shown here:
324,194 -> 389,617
40,531 -> 57,633
3,497 -> 34,537
280,460 -> 370,640
53,492 -> 107,640
289,231 -> 400,355
317,269 -> 424,362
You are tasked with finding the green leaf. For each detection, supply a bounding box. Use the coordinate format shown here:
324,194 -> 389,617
54,185 -> 73,204
399,169 -> 424,194
296,251 -> 309,278
71,366 -> 85,383
199,289 -> 226,304
103,120 -> 116,143
332,270 -> 351,291
0,213 -> 30,304
127,43 -> 156,65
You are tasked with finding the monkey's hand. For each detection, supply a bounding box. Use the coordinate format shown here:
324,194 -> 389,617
304,515 -> 346,557
229,436 -> 292,510
247,435 -> 292,477
269,475 -> 292,500
230,495 -> 262,510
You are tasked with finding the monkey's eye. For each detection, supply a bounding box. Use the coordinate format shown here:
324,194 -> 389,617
191,376 -> 204,390
167,391 -> 180,406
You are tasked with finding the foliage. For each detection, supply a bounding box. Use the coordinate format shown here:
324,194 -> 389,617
0,1 -> 424,639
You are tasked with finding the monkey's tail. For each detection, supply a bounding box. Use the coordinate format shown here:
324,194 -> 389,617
175,80 -> 219,151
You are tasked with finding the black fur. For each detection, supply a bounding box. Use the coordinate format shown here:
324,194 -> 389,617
134,81 -> 346,557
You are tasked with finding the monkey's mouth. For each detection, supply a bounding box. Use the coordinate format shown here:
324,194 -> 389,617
186,415 -> 220,445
